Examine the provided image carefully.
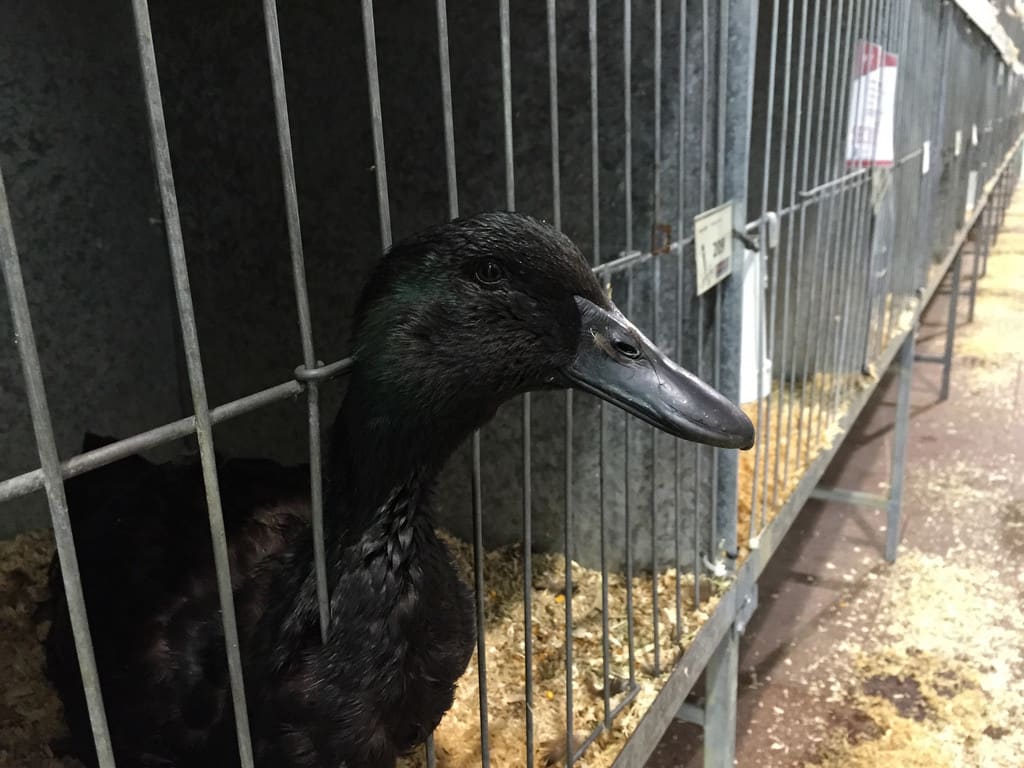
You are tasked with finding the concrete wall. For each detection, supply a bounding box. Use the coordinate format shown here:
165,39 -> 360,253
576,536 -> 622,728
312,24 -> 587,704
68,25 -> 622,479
0,2 -> 183,536
1,0 -> 734,570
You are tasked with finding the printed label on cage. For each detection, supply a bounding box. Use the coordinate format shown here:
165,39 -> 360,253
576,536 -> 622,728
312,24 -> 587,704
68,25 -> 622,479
921,141 -> 930,175
955,130 -> 962,157
972,123 -> 979,146
965,170 -> 979,217
693,201 -> 734,296
845,40 -> 898,167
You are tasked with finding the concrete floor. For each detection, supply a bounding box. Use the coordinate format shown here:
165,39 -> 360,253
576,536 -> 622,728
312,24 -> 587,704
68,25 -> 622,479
647,190 -> 1024,767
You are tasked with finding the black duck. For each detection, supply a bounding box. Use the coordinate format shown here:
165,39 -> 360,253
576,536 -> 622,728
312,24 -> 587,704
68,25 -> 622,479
44,211 -> 754,768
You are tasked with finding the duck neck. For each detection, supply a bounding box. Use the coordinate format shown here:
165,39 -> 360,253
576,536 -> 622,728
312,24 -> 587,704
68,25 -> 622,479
324,369 -> 494,540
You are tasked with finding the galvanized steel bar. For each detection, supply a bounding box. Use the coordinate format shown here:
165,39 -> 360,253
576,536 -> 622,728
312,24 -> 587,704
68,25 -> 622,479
436,0 -> 458,219
129,0 -> 255,763
835,0 -> 879,412
674,0 -> 699,608
590,0 -> 600,267
260,0 -> 330,645
818,0 -> 862,438
846,0 -> 889,395
793,0 -> 821,472
805,0 -> 840,462
500,0 -> 514,212
599,363 -> 611,725
751,0 -> 781,538
563,386 -> 576,768
939,250 -> 963,401
702,626 -> 739,768
624,0 -> 633,255
704,0 -> 758,760
886,330 -> 915,562
779,0 -> 810,496
547,0 -> 561,232
360,0 -> 392,249
811,0 -> 848,455
0,165 -> 117,768
768,0 -> 796,509
878,0 -> 913,355
711,0 -> 728,559
698,0 -> 711,571
470,434 -> 490,766
651,0 -> 674,646
624,273 -> 637,684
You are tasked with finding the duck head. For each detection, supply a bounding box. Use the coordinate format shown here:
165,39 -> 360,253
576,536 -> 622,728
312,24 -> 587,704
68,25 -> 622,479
346,211 -> 754,453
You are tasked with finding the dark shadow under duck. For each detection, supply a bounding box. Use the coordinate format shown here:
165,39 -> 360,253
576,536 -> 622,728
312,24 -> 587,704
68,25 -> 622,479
43,211 -> 755,768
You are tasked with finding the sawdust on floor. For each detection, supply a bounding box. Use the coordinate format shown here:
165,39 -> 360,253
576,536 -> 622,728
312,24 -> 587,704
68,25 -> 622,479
808,541 -> 1024,768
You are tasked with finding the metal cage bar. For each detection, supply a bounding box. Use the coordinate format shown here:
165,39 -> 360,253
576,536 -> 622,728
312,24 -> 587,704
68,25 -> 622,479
260,0 -> 330,645
0,166 -> 117,768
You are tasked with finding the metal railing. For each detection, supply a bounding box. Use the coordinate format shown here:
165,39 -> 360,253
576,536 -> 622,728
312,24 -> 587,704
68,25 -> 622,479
2,1 -> 1022,767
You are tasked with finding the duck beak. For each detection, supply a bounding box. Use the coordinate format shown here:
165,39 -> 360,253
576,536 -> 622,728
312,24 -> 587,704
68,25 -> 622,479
561,296 -> 755,450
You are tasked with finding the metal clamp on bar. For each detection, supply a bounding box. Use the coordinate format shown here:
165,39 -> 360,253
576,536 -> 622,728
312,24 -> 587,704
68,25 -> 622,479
733,228 -> 758,252
798,167 -> 867,199
294,357 -> 355,384
702,555 -> 728,579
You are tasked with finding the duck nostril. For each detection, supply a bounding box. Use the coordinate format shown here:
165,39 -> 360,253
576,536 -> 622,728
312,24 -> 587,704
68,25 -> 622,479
613,339 -> 641,359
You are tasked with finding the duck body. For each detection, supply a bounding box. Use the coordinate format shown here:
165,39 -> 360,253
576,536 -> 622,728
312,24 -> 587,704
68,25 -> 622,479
48,438 -> 474,768
44,212 -> 754,768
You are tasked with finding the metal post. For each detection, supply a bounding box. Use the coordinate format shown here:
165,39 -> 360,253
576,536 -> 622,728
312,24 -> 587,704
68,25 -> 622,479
979,195 -> 992,279
886,331 -> 915,563
967,218 -> 983,323
261,0 -> 330,644
939,249 -> 962,401
703,625 -> 739,768
698,1 -> 758,764
715,0 -> 759,561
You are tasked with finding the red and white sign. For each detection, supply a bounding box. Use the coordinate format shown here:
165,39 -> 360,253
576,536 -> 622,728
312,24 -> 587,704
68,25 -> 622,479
845,40 -> 898,167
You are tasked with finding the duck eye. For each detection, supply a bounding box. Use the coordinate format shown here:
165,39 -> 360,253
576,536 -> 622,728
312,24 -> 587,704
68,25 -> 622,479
613,339 -> 641,359
475,259 -> 504,286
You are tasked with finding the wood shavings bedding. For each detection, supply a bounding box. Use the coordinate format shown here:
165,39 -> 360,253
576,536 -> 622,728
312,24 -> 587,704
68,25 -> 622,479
0,526 -> 724,768
401,534 -> 725,768
0,529 -> 78,768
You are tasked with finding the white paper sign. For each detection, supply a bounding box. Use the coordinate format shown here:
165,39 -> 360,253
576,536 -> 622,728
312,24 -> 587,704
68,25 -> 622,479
845,40 -> 898,167
694,201 -> 734,296
955,130 -> 962,157
965,170 -> 979,217
921,141 -> 930,175
972,123 -> 979,146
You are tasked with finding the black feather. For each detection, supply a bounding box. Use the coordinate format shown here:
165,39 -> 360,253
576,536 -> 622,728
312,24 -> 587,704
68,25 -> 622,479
44,211 -> 607,768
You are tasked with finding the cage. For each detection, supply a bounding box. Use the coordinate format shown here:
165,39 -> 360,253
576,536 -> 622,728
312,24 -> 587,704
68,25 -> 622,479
1,0 -> 1022,767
